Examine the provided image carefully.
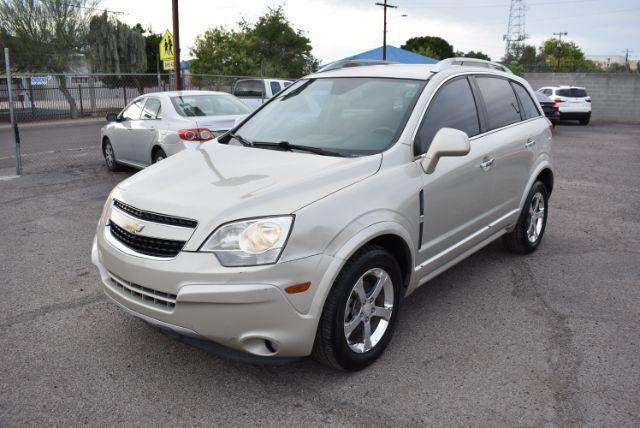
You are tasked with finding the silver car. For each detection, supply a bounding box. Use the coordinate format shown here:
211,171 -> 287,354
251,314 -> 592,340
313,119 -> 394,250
92,59 -> 554,370
101,90 -> 251,170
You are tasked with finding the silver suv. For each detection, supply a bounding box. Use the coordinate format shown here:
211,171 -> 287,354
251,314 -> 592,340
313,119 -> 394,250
92,59 -> 554,370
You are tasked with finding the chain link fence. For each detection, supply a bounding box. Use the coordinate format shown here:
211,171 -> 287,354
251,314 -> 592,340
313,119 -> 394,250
0,72 -> 274,175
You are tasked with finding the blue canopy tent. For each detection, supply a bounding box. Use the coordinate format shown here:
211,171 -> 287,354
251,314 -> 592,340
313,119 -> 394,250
322,45 -> 437,68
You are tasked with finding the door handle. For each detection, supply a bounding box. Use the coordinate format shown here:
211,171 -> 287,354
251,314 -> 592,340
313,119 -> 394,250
480,158 -> 495,171
525,138 -> 536,148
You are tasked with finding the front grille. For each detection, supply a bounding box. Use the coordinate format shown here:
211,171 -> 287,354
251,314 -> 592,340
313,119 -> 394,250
113,199 -> 198,228
110,222 -> 185,258
108,272 -> 176,310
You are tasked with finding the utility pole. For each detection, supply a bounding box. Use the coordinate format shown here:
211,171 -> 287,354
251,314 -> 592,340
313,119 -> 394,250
553,31 -> 567,72
375,1 -> 397,61
623,48 -> 631,71
172,0 -> 182,90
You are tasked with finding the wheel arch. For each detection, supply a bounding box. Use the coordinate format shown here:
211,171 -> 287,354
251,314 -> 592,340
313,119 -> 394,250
331,222 -> 415,291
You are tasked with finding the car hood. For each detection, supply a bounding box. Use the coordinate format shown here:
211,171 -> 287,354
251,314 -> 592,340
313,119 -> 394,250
194,115 -> 242,132
111,142 -> 381,250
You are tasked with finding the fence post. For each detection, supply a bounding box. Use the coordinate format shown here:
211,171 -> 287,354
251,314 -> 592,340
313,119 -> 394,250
89,75 -> 96,116
78,83 -> 84,116
122,86 -> 127,106
4,48 -> 21,175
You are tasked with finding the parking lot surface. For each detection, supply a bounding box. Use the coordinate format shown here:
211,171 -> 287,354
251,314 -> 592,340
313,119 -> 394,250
1,123 -> 639,426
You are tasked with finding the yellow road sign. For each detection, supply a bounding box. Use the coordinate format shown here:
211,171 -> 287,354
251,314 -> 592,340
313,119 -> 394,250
159,30 -> 174,61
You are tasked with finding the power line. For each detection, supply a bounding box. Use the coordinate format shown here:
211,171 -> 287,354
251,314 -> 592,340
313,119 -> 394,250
403,0 -> 602,9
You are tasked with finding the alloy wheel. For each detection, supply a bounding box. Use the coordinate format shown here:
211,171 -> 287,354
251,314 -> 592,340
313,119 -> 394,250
526,192 -> 545,243
343,268 -> 394,353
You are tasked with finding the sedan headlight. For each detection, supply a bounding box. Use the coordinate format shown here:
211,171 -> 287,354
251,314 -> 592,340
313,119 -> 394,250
199,216 -> 293,267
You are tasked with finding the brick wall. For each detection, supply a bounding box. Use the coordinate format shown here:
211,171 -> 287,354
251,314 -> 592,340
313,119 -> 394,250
522,73 -> 640,123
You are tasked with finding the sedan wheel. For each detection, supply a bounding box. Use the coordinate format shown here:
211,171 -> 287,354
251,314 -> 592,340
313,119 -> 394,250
152,149 -> 167,164
103,140 -> 121,172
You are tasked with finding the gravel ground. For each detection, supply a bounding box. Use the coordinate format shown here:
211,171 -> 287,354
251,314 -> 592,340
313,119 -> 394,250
0,122 -> 638,426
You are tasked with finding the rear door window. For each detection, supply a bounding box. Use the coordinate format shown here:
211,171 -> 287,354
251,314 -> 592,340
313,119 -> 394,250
512,83 -> 540,119
476,76 -> 522,130
415,77 -> 480,155
141,98 -> 161,119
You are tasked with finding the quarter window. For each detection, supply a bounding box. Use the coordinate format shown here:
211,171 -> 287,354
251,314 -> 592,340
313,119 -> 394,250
475,76 -> 522,130
512,83 -> 540,119
415,77 -> 480,155
120,99 -> 144,121
270,81 -> 282,95
141,98 -> 161,120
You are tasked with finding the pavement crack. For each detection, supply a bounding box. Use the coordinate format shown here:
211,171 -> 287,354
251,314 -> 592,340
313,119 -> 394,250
510,260 -> 584,426
0,292 -> 105,330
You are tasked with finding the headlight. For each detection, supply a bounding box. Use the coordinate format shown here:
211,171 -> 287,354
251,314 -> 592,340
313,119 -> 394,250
199,216 -> 293,267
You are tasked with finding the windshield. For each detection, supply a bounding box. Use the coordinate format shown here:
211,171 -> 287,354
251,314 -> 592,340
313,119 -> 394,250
171,94 -> 251,117
234,77 -> 426,156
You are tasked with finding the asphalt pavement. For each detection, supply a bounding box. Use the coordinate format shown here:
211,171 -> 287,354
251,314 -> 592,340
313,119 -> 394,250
0,122 -> 638,426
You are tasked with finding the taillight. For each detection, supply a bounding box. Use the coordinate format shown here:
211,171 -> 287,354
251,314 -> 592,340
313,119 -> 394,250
586,98 -> 591,103
551,104 -> 559,111
554,98 -> 565,103
178,128 -> 214,141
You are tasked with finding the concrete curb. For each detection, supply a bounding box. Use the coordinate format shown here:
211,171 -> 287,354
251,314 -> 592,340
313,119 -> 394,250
0,117 -> 106,131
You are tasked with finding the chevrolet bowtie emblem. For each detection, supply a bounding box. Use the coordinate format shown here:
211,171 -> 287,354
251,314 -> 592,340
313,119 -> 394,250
124,221 -> 145,233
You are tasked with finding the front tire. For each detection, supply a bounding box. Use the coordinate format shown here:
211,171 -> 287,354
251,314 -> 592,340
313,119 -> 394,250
103,139 -> 122,172
503,181 -> 549,254
313,245 -> 403,371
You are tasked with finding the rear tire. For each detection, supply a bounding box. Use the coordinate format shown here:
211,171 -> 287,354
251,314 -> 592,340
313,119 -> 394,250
152,148 -> 167,164
312,245 -> 403,371
503,181 -> 549,254
579,117 -> 590,125
103,139 -> 122,172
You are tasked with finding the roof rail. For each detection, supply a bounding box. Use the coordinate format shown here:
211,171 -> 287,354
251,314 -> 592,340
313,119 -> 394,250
317,59 -> 397,73
435,57 -> 512,74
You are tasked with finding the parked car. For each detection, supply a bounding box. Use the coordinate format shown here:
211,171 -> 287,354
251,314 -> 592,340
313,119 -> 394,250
535,91 -> 560,126
101,90 -> 251,171
92,59 -> 554,370
537,86 -> 591,125
232,78 -> 293,110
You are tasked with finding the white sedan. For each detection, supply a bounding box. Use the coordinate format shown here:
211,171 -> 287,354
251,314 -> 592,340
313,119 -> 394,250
101,90 -> 251,171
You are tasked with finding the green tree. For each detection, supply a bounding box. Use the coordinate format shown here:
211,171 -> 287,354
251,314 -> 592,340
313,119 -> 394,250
190,6 -> 317,78
0,0 -> 98,117
401,36 -> 454,60
133,24 -> 163,74
460,50 -> 491,61
539,38 -> 597,72
88,12 -> 146,74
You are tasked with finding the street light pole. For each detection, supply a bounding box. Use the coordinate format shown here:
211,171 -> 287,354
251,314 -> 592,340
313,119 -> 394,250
375,1 -> 398,61
172,0 -> 182,90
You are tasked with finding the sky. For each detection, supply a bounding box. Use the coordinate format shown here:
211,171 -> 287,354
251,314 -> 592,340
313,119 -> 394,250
106,0 -> 640,64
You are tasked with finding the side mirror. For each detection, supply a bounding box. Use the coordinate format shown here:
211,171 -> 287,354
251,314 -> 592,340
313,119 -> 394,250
420,128 -> 470,174
233,114 -> 249,128
106,112 -> 118,122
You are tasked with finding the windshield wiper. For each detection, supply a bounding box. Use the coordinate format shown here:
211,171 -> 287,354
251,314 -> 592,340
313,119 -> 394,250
252,141 -> 345,157
226,132 -> 254,147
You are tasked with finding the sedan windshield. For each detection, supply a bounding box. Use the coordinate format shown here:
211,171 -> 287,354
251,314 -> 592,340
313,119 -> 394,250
171,94 -> 251,117
234,77 -> 426,156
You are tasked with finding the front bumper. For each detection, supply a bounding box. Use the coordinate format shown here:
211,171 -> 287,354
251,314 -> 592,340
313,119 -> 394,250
92,228 -> 337,358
